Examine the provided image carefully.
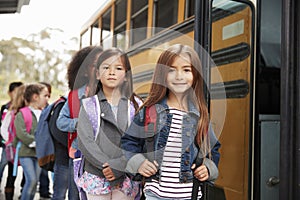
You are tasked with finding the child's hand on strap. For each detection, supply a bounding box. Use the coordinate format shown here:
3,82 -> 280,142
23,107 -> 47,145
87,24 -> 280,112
138,159 -> 158,177
191,164 -> 209,181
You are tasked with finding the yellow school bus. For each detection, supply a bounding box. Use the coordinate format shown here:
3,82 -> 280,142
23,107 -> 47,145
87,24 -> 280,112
79,0 -> 300,199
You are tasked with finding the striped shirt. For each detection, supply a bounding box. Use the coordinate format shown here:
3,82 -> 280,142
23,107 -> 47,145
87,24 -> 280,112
144,108 -> 202,199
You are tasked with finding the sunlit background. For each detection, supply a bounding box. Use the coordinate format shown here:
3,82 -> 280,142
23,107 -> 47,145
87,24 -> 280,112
0,0 -> 106,104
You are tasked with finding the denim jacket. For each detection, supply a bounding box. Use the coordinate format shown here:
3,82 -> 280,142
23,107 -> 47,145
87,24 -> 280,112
121,98 -> 221,183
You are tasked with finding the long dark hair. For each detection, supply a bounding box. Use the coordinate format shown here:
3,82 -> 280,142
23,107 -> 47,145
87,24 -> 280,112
95,47 -> 140,110
143,44 -> 209,148
67,46 -> 103,91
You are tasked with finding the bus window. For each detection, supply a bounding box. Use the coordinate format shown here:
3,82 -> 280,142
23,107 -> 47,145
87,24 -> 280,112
102,8 -> 112,49
185,0 -> 195,18
130,0 -> 148,46
92,21 -> 101,46
153,0 -> 178,34
114,0 -> 127,49
81,29 -> 91,48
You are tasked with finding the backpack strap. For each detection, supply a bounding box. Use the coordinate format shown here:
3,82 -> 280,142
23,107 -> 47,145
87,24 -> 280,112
192,132 -> 212,200
67,90 -> 80,153
82,96 -> 133,140
13,107 -> 33,177
144,105 -> 157,162
9,107 -> 32,145
7,111 -> 16,145
144,105 -> 157,136
82,95 -> 100,140
191,153 -> 204,200
68,90 -> 80,119
52,96 -> 67,112
19,107 -> 33,132
75,95 -> 100,192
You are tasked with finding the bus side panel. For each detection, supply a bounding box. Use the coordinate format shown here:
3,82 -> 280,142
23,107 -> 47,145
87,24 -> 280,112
210,6 -> 252,200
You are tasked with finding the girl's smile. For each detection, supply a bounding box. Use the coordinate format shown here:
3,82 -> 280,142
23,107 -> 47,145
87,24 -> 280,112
167,54 -> 193,97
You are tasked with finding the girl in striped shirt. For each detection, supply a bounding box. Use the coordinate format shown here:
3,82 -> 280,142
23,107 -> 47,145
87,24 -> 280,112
122,44 -> 221,200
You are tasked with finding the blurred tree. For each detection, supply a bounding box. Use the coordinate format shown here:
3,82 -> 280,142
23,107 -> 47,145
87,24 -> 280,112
0,27 -> 78,102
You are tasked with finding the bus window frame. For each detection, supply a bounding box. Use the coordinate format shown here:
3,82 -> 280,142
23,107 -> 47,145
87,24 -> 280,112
114,0 -> 127,49
91,20 -> 101,46
101,7 -> 113,49
80,28 -> 92,48
184,0 -> 195,19
152,0 -> 179,34
130,0 -> 148,47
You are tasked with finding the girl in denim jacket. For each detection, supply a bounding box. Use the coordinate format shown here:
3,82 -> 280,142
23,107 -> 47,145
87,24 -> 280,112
77,48 -> 142,200
121,44 -> 221,200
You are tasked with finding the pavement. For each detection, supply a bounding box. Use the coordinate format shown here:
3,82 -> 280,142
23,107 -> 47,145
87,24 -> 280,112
0,165 -> 54,200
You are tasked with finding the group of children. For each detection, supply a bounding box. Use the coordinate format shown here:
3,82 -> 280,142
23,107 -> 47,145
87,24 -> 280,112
0,43 -> 220,200
0,81 -> 51,200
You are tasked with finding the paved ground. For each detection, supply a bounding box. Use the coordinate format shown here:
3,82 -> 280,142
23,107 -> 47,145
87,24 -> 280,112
0,165 -> 54,200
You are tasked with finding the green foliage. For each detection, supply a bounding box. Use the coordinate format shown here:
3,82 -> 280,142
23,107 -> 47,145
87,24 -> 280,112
0,27 -> 79,103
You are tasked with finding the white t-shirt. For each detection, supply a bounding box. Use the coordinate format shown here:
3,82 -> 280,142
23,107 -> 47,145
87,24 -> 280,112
1,110 -> 13,142
29,107 -> 42,122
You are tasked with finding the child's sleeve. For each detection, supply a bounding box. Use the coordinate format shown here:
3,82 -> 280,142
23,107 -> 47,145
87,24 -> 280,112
121,111 -> 147,174
209,124 -> 221,166
204,123 -> 221,182
56,100 -> 78,132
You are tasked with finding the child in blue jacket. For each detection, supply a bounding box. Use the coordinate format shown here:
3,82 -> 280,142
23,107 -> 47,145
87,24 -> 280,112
121,44 -> 221,200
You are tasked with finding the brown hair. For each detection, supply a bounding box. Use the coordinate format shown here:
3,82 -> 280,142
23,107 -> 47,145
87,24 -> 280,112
143,44 -> 209,149
67,46 -> 103,92
10,84 -> 27,112
24,83 -> 46,104
39,82 -> 51,97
